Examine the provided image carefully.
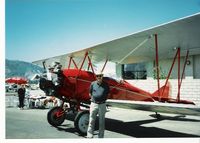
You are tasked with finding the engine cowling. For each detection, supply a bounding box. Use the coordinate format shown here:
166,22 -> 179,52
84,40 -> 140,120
39,77 -> 55,96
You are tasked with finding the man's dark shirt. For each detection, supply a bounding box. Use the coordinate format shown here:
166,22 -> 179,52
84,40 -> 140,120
90,81 -> 110,103
18,88 -> 26,96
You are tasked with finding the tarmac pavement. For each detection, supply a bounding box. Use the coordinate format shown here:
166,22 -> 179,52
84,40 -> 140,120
6,105 -> 200,139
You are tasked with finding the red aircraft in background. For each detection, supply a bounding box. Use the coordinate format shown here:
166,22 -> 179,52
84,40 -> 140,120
36,13 -> 200,135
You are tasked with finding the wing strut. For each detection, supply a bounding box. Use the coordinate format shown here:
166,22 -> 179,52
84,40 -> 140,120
101,59 -> 108,72
178,50 -> 189,101
177,48 -> 181,101
158,48 -> 192,104
118,35 -> 152,64
154,34 -> 161,101
87,54 -> 95,74
68,57 -> 78,69
161,47 -> 180,98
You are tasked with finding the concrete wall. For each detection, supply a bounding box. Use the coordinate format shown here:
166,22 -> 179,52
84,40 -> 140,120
127,79 -> 200,106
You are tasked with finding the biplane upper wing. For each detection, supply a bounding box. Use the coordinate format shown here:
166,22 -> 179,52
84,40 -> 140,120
33,13 -> 200,68
33,13 -> 200,116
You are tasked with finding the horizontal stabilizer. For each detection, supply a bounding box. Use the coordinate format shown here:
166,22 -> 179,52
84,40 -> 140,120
151,83 -> 170,100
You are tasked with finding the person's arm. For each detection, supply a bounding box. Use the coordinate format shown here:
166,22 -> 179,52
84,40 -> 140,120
106,84 -> 110,99
89,83 -> 93,97
17,88 -> 21,94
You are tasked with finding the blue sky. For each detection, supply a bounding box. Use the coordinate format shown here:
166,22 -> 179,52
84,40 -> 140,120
5,0 -> 200,62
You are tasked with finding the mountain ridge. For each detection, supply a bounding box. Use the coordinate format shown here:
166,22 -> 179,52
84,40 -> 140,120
5,59 -> 44,79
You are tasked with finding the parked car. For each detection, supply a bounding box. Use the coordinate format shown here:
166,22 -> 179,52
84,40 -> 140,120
5,84 -> 18,92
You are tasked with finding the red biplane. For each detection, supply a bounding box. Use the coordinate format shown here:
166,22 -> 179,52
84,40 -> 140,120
34,13 -> 200,135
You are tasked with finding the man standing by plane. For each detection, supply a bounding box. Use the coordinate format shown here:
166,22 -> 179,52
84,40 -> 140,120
87,71 -> 110,138
18,84 -> 26,109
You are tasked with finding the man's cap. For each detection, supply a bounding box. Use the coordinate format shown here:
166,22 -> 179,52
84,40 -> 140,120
95,70 -> 104,76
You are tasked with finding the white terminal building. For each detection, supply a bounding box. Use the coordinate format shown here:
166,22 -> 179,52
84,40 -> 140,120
115,54 -> 200,106
113,14 -> 200,106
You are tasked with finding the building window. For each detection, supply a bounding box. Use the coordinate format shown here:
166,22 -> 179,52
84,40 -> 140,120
122,63 -> 147,79
194,55 -> 200,79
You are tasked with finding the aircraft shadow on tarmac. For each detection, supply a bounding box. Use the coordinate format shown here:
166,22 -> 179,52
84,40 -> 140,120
56,125 -> 78,135
54,113 -> 200,138
55,124 -> 85,137
149,114 -> 200,122
55,114 -> 84,137
105,117 -> 200,138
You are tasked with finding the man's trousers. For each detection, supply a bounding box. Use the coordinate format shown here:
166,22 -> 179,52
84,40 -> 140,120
87,102 -> 106,138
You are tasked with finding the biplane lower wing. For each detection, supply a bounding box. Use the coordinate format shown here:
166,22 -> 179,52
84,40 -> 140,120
107,99 -> 200,116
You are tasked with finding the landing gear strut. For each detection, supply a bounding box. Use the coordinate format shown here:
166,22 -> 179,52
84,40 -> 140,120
155,112 -> 161,119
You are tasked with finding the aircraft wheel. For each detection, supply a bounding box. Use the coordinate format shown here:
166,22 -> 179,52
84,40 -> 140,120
47,106 -> 65,126
74,110 -> 89,135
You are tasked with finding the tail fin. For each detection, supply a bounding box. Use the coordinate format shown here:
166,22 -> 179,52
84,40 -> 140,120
152,82 -> 171,101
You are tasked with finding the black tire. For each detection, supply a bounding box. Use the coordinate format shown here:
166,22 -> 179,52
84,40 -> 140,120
74,110 -> 89,135
47,107 -> 65,126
